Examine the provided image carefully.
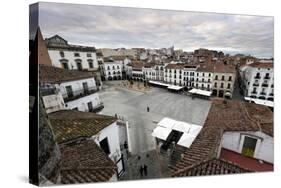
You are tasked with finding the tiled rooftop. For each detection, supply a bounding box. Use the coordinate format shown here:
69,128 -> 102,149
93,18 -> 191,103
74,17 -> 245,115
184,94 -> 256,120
60,139 -> 117,184
249,62 -> 273,68
48,110 -> 117,144
219,148 -> 273,172
172,158 -> 250,177
39,64 -> 95,84
171,99 -> 273,176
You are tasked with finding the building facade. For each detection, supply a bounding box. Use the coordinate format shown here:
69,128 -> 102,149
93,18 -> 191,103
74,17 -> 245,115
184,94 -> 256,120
45,35 -> 99,71
40,65 -> 103,113
239,61 -> 274,101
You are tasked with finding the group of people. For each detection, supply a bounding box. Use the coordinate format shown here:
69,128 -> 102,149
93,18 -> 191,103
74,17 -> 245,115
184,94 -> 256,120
139,164 -> 148,177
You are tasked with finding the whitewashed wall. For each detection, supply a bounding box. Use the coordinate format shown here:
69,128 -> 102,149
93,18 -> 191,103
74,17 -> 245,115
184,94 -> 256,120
93,122 -> 122,172
222,131 -> 273,163
65,93 -> 101,111
48,50 -> 99,71
57,77 -> 97,97
42,93 -> 65,114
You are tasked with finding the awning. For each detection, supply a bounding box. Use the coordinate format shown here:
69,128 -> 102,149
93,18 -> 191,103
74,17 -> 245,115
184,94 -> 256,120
148,80 -> 169,87
177,133 -> 196,147
225,92 -> 231,96
152,117 -> 202,148
152,126 -> 172,140
189,88 -> 212,97
244,97 -> 274,107
167,85 -> 184,90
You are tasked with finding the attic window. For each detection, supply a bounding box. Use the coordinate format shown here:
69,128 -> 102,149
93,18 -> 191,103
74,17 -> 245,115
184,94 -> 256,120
74,52 -> 80,57
87,53 -> 92,57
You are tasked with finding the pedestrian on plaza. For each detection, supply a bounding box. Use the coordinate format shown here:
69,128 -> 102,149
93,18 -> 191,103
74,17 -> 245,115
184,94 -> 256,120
139,166 -> 144,177
147,106 -> 150,112
143,164 -> 148,176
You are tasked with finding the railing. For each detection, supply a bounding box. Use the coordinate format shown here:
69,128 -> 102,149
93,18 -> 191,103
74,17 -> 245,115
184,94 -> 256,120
251,91 -> 257,94
40,87 -> 58,96
269,93 -> 274,96
261,83 -> 268,87
260,92 -> 266,96
253,83 -> 259,87
264,76 -> 271,80
63,87 -> 98,102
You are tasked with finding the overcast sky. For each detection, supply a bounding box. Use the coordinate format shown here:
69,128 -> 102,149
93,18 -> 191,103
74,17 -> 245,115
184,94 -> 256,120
30,2 -> 274,58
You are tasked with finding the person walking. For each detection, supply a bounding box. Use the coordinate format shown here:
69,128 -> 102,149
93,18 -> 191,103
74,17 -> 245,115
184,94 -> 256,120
143,164 -> 148,176
147,106 -> 150,112
139,166 -> 144,177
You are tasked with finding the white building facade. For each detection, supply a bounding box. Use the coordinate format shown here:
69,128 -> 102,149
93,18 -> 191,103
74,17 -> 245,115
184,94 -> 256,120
221,131 -> 273,164
240,62 -> 274,101
46,35 -> 99,71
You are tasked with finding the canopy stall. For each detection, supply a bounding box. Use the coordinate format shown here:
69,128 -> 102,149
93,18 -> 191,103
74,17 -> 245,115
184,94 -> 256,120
244,97 -> 274,108
189,88 -> 212,97
167,85 -> 184,91
152,117 -> 202,148
148,80 -> 169,87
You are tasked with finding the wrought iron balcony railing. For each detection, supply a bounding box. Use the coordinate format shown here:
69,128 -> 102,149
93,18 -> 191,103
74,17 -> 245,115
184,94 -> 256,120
63,87 -> 99,102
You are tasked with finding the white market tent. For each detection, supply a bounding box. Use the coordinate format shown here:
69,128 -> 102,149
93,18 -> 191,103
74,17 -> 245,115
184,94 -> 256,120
148,80 -> 170,87
152,117 -> 202,148
189,88 -> 212,97
244,97 -> 274,108
167,85 -> 184,90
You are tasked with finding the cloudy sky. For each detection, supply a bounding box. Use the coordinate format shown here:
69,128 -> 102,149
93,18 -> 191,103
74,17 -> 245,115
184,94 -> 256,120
30,2 -> 274,58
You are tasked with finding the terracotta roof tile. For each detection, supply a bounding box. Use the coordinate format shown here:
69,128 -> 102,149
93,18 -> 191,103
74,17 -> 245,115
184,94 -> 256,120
60,139 -> 116,184
172,99 -> 273,176
249,62 -> 273,68
48,110 -> 117,144
39,65 -> 95,84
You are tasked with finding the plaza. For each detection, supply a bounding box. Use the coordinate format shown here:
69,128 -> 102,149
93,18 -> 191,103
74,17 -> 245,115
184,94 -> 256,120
98,81 -> 212,155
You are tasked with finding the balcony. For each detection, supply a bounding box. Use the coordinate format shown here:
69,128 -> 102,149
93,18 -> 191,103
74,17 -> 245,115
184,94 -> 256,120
269,93 -> 274,96
251,91 -> 257,94
260,92 -> 266,96
63,87 -> 99,102
40,87 -> 57,96
264,76 -> 271,80
89,102 -> 104,113
254,75 -> 261,79
261,83 -> 269,87
253,83 -> 259,87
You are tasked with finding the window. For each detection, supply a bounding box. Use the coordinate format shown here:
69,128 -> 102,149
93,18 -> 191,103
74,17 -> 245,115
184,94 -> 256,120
87,53 -> 92,57
89,62 -> 93,68
209,73 -> 211,77
214,82 -> 217,87
215,75 -> 218,80
227,83 -> 231,89
76,62 -> 83,71
65,86 -> 73,98
61,62 -> 69,70
228,76 -> 232,81
221,75 -> 225,81
107,66 -> 110,70
220,83 -> 224,88
87,101 -> 93,112
59,51 -> 65,57
203,73 -> 205,77
99,137 -> 110,155
83,82 -> 89,93
74,52 -> 80,57
242,136 -> 257,157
